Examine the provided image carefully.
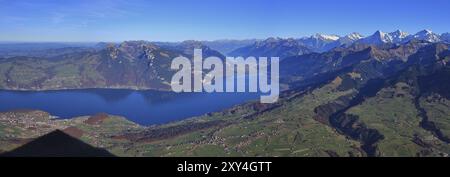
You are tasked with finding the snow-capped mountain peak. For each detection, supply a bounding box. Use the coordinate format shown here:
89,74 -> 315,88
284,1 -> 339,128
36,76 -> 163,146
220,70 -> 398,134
376,30 -> 394,43
296,34 -> 341,52
335,32 -> 364,46
357,30 -> 413,44
388,30 -> 409,42
389,30 -> 409,39
410,29 -> 441,42
295,29 -> 446,53
357,30 -> 393,44
420,29 -> 433,34
346,32 -> 364,40
313,33 -> 340,41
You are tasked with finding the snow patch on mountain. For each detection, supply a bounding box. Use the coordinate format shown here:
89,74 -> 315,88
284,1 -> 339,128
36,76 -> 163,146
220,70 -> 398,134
407,29 -> 441,42
313,34 -> 340,41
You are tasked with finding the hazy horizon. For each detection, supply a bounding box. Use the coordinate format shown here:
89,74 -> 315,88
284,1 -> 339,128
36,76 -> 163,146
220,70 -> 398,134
0,28 -> 447,44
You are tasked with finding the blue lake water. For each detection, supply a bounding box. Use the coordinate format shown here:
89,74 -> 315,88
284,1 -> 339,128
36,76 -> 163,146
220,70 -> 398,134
0,89 -> 260,125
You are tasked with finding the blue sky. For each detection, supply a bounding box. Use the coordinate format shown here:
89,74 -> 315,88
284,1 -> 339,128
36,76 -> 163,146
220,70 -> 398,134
1,0 -> 449,42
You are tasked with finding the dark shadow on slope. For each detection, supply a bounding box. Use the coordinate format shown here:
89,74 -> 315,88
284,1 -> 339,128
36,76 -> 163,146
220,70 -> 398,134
0,130 -> 115,157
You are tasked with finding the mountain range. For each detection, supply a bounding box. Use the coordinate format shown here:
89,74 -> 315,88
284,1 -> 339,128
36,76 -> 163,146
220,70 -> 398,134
0,29 -> 449,91
228,37 -> 312,59
226,29 -> 449,60
1,29 -> 450,157
0,40 -> 224,91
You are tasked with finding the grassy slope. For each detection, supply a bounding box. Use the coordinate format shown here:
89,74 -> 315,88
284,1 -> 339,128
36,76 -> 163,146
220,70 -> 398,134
119,81 -> 362,157
420,94 -> 450,139
347,82 -> 450,156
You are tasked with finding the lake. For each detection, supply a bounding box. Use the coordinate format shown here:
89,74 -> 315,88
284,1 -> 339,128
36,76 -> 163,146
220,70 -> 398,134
0,89 -> 260,125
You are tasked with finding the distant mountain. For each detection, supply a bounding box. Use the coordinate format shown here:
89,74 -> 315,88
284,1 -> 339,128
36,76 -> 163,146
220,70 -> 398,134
150,39 -> 258,55
356,29 -> 443,46
94,42 -> 117,49
297,34 -> 340,52
228,37 -> 312,60
0,42 -> 97,51
357,30 -> 406,45
442,33 -> 450,43
313,32 -> 365,52
292,30 -> 442,52
335,32 -> 364,46
296,30 -> 446,51
357,30 -> 388,44
201,39 -> 259,55
0,42 -> 98,58
0,47 -> 95,58
166,40 -> 225,59
389,30 -> 410,43
405,29 -> 441,43
1,130 -> 115,157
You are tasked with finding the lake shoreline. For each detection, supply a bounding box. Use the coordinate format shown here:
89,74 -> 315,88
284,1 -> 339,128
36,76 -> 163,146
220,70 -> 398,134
0,89 -> 260,125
